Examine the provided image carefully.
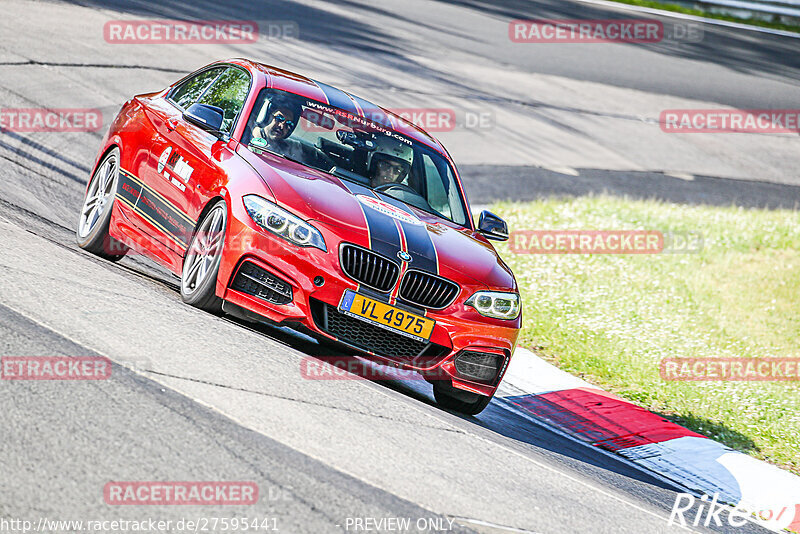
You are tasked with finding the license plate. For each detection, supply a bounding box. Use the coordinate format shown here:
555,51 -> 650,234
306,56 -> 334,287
338,290 -> 435,342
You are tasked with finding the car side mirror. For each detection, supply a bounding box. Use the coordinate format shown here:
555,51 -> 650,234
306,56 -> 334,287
184,103 -> 224,133
478,210 -> 509,241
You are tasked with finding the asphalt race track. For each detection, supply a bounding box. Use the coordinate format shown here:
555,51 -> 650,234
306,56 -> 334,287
1,0 -> 797,533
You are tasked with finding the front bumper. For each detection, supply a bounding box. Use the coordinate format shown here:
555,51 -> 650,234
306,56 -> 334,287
216,200 -> 521,397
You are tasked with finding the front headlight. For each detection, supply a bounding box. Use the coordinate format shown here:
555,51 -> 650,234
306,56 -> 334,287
465,291 -> 520,320
243,195 -> 326,251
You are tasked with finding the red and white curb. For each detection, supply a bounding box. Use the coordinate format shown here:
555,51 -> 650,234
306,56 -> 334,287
496,348 -> 800,532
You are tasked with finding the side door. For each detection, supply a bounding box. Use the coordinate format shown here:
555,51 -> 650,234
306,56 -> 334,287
168,65 -> 252,223
152,66 -> 251,253
136,66 -> 227,253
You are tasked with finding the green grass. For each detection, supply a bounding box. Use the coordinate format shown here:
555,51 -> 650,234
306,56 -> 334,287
492,196 -> 800,474
607,0 -> 800,33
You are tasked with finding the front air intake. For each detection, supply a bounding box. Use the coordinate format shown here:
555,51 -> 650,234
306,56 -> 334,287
230,261 -> 293,305
454,351 -> 504,383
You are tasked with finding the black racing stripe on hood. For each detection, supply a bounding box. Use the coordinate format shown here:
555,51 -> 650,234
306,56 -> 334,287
339,180 -> 402,260
371,192 -> 438,274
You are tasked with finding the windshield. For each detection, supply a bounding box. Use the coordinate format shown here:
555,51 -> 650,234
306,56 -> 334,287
241,88 -> 468,226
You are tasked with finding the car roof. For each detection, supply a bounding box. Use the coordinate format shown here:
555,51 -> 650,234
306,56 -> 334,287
222,59 -> 449,156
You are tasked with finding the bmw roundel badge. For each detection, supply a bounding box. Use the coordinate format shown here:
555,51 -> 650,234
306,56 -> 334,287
397,250 -> 412,262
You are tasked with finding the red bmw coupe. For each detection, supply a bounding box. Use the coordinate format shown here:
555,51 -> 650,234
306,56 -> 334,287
76,59 -> 521,414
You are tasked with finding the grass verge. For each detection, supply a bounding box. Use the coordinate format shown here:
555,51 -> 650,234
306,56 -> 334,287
492,195 -> 800,474
606,0 -> 800,33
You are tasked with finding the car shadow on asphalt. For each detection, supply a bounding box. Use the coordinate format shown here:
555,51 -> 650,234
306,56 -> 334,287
221,312 -> 688,496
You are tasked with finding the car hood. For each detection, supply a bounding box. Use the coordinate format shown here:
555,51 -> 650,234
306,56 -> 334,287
237,147 -> 516,290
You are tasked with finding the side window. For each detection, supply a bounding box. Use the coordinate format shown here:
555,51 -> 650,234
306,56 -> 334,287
422,154 -> 467,225
422,154 -> 452,219
170,67 -> 225,109
196,67 -> 251,134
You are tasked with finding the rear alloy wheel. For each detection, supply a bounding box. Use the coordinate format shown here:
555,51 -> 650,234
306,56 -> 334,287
433,381 -> 493,416
76,147 -> 128,261
181,200 -> 227,313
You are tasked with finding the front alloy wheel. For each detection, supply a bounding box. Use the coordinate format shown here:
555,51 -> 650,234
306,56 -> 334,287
181,199 -> 227,313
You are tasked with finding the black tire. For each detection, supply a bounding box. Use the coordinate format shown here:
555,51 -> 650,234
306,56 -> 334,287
76,147 -> 128,261
180,199 -> 227,313
432,381 -> 493,415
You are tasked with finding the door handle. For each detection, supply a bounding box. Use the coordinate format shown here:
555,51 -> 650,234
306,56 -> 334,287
166,118 -> 179,131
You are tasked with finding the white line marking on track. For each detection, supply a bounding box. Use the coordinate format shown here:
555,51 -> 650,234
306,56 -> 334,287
0,293 -> 696,531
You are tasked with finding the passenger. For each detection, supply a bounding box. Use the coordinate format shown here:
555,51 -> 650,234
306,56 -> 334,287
368,137 -> 414,188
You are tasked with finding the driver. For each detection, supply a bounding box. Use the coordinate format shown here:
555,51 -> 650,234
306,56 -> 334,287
368,136 -> 414,188
253,96 -> 303,156
252,95 -> 335,171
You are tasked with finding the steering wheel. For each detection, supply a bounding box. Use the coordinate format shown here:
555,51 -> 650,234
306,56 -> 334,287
375,183 -> 419,196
